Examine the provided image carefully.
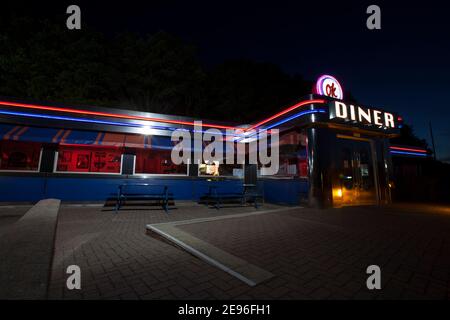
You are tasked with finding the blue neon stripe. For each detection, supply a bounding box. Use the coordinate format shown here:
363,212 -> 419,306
236,109 -> 326,142
265,109 -> 326,130
390,150 -> 428,157
0,110 -> 243,137
0,110 -> 147,128
0,108 -> 326,140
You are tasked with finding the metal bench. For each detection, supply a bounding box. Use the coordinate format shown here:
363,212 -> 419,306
203,184 -> 261,209
115,184 -> 170,213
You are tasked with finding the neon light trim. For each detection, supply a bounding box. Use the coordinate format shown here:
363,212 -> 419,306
390,146 -> 427,153
390,150 -> 428,157
245,99 -> 326,131
0,101 -> 238,130
0,110 -> 243,137
0,110 -> 146,128
265,109 -> 326,130
0,99 -> 326,132
0,99 -> 325,131
236,109 -> 326,142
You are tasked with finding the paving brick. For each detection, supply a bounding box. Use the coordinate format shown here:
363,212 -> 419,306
309,287 -> 332,300
46,203 -> 450,300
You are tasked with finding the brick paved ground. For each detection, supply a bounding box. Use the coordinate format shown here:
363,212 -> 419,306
0,205 -> 30,234
0,200 -> 60,299
48,202 -> 450,300
48,203 -> 281,300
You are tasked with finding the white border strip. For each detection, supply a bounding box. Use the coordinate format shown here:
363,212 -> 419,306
147,225 -> 258,286
151,206 -> 302,228
146,207 -> 302,286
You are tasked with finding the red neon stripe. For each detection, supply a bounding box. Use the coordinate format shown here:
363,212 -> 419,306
245,99 -> 326,131
390,146 -> 427,153
0,101 -> 239,130
0,98 -> 326,131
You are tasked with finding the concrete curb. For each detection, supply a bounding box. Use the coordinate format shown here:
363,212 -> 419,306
0,199 -> 61,299
146,207 -> 301,286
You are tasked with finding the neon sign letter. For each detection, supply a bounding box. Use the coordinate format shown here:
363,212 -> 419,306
315,75 -> 343,100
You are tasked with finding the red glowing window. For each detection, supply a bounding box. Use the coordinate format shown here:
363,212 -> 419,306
134,149 -> 187,175
259,130 -> 308,178
56,146 -> 122,173
0,140 -> 41,171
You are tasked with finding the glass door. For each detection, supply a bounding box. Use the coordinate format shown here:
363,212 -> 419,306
333,137 -> 378,206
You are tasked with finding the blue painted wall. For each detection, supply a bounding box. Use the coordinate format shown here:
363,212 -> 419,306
0,176 -> 47,202
258,178 -> 309,205
0,175 -> 308,205
0,175 -> 244,202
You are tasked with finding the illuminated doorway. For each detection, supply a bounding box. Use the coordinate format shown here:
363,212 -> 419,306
332,135 -> 379,206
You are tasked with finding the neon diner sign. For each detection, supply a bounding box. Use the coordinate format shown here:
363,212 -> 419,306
315,74 -> 343,100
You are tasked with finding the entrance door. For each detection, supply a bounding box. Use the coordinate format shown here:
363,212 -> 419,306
333,136 -> 378,206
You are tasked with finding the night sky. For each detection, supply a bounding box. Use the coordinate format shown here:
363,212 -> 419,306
8,1 -> 450,161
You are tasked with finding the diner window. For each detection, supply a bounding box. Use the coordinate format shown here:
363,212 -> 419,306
134,149 -> 187,175
0,140 -> 41,171
198,141 -> 243,177
259,129 -> 308,178
56,146 -> 122,173
198,161 -> 243,177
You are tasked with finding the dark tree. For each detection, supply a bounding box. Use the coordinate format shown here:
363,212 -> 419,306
390,124 -> 429,150
204,59 -> 313,123
0,18 -> 205,116
109,32 -> 206,115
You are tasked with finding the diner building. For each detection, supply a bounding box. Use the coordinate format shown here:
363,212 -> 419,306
0,75 -> 429,207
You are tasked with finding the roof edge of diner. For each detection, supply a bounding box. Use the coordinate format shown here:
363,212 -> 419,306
0,75 -> 403,137
0,95 -> 240,128
0,94 -> 328,133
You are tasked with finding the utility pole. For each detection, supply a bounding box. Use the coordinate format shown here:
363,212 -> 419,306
429,121 -> 437,161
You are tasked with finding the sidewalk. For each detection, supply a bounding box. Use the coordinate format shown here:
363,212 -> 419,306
47,203 -> 450,300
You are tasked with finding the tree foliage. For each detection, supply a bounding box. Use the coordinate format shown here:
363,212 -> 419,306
0,14 -> 432,158
390,124 -> 429,149
0,17 -> 206,116
0,17 -> 315,122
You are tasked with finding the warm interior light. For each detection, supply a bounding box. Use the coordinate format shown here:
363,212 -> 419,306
333,188 -> 343,199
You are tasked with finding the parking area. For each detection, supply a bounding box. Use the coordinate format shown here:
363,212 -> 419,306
0,205 -> 31,234
46,202 -> 450,300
